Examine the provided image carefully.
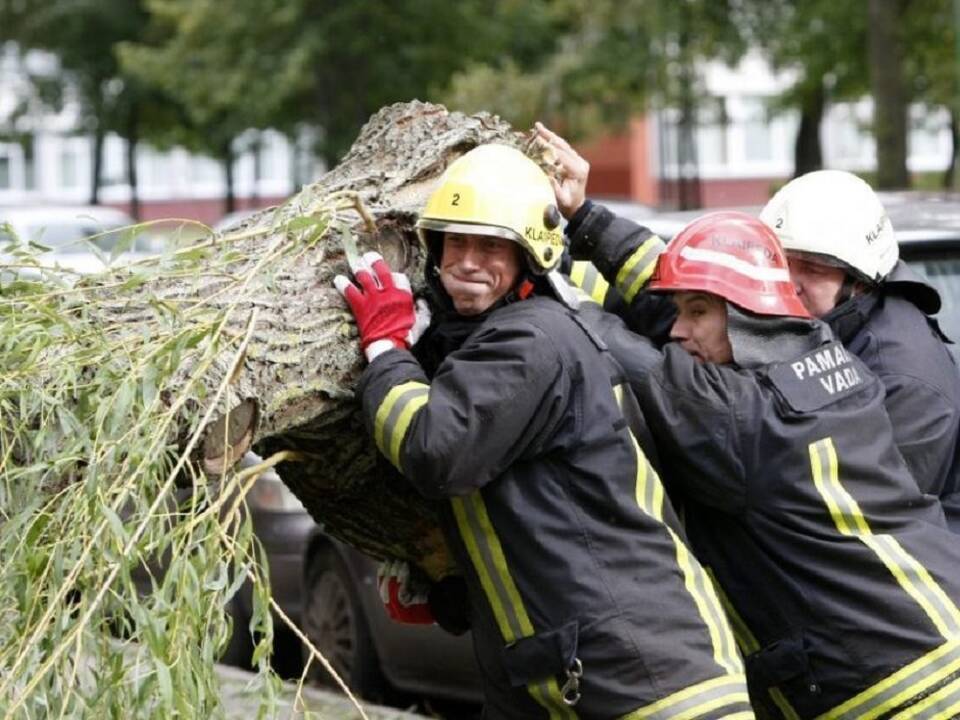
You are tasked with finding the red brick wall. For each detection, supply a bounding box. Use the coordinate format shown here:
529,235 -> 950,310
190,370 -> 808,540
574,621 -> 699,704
660,178 -> 781,209
107,196 -> 287,226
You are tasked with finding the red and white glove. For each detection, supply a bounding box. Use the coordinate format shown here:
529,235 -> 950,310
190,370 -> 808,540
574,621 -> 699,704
377,560 -> 435,625
334,251 -> 416,362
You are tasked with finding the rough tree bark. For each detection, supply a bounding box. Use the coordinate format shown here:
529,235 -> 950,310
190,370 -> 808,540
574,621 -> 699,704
79,102 -> 549,580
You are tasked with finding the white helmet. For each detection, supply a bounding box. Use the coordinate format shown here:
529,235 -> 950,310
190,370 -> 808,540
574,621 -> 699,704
759,170 -> 898,283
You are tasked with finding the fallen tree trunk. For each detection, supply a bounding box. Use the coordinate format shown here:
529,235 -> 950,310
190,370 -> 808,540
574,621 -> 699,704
16,101 -> 551,581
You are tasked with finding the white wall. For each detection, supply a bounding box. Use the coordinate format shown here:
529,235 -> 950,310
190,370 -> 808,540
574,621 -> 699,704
656,51 -> 954,180
0,46 -> 324,208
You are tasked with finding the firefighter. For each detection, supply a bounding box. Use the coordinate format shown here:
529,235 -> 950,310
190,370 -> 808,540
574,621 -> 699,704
334,144 -> 753,719
760,171 -> 960,531
572,210 -> 960,719
539,120 -> 960,531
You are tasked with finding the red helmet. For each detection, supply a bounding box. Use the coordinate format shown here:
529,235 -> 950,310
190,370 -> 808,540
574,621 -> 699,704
649,211 -> 810,318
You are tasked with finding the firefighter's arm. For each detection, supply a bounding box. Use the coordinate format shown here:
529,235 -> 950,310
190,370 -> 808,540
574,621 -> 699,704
638,346 -> 749,514
358,320 -> 566,498
880,373 -> 957,498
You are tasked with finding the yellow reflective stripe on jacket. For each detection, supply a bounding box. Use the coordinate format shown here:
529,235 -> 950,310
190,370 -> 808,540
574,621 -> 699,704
569,261 -> 611,305
891,672 -> 960,719
809,438 -> 960,639
451,493 -> 576,718
708,570 -> 800,720
615,237 -> 662,303
668,529 -> 743,676
613,384 -> 741,678
817,637 -> 960,720
619,673 -> 752,720
373,381 -> 429,470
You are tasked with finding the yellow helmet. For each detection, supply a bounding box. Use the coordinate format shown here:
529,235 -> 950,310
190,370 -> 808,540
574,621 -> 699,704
417,144 -> 564,273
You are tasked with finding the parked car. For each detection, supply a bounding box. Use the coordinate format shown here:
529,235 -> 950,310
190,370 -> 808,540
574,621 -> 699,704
219,457 -> 482,705
0,205 -> 156,278
588,197 -> 657,223
298,532 -> 481,705
634,193 -> 960,354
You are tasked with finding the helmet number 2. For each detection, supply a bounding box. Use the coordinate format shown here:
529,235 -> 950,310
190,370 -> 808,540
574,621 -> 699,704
451,193 -> 460,206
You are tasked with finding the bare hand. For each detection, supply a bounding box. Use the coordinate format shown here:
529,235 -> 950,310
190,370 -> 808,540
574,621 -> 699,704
535,121 -> 589,220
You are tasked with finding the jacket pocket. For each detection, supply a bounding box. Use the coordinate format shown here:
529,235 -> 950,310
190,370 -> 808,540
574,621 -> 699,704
501,620 -> 579,688
746,631 -> 819,693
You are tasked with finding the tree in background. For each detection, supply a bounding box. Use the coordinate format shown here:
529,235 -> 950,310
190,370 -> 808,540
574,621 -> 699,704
903,0 -> 960,188
118,0 -> 315,213
0,0 -> 158,213
740,0 -> 868,178
869,0 -> 910,188
443,0 -> 747,208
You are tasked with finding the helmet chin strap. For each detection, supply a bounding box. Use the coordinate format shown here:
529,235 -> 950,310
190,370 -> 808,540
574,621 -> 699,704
835,274 -> 872,307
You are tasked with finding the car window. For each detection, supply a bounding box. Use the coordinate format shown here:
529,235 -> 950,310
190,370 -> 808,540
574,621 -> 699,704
903,252 -> 960,355
23,222 -> 109,254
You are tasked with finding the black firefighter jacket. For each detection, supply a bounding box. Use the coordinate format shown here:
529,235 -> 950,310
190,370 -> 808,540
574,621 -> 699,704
357,294 -> 753,720
566,201 -> 960,532
577,300 -> 960,720
824,263 -> 960,533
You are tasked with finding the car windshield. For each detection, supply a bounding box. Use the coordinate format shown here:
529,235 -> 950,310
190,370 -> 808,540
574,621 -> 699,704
903,251 -> 960,358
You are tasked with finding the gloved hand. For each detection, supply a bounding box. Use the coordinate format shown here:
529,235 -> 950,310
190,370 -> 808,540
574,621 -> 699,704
377,560 -> 435,625
334,251 -> 416,362
409,297 -> 432,348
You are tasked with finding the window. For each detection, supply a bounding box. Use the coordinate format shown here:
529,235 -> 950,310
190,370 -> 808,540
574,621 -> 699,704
741,97 -> 772,163
697,97 -> 729,166
905,249 -> 960,360
60,146 -> 79,188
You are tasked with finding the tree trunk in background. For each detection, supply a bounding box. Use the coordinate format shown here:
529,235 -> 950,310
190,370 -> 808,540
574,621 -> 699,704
126,104 -> 141,221
222,142 -> 236,214
793,82 -> 825,178
48,102 -> 541,580
869,0 -> 909,189
89,124 -> 104,205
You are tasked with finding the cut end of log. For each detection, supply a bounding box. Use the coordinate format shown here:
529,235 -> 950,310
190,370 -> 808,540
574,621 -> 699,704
202,399 -> 259,475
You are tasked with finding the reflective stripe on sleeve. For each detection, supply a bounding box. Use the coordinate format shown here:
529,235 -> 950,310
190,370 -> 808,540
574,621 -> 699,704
613,384 -> 742,678
817,638 -> 960,720
373,381 -> 429,470
618,673 -> 753,720
569,261 -> 611,305
809,438 -> 960,639
891,673 -> 960,719
451,493 -> 576,718
615,237 -> 663,303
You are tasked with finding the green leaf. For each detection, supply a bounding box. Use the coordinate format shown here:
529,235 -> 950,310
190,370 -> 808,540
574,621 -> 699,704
107,380 -> 137,437
155,658 -> 174,707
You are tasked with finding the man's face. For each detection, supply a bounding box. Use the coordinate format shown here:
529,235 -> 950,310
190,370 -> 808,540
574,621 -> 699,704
669,292 -> 734,364
787,255 -> 847,318
440,233 -> 523,315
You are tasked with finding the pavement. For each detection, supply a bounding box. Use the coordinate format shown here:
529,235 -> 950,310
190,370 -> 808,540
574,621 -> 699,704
217,663 -> 427,719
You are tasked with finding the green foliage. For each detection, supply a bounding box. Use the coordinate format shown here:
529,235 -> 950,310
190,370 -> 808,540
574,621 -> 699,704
117,0 -> 504,167
740,0 -> 869,110
0,196 -> 349,716
0,0 -> 176,204
444,0 -> 748,141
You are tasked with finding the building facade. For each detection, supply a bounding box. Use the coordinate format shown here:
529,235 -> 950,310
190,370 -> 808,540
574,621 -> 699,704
0,45 -> 323,225
578,52 -> 954,209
